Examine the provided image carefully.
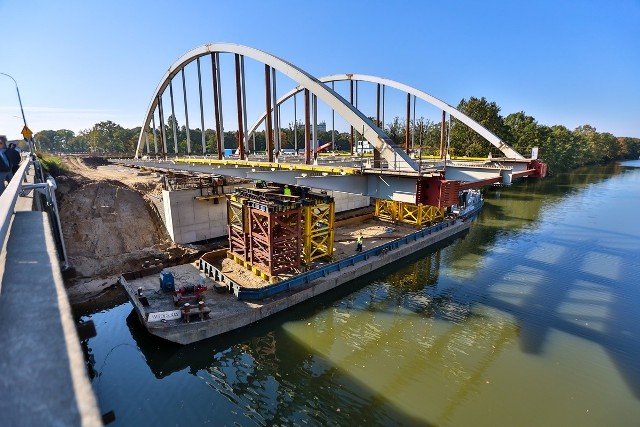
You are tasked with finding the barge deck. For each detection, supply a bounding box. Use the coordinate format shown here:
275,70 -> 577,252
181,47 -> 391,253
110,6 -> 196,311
122,201 -> 482,345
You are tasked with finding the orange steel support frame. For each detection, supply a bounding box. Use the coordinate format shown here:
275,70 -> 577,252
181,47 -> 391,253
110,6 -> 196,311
249,207 -> 301,276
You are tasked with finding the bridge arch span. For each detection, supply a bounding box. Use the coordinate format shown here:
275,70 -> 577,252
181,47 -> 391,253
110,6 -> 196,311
248,73 -> 524,160
136,43 -> 418,171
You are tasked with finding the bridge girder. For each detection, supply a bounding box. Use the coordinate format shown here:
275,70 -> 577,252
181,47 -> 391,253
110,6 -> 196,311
116,157 -> 538,205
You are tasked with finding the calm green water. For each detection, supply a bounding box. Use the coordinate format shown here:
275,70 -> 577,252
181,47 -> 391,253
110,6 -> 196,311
80,161 -> 640,426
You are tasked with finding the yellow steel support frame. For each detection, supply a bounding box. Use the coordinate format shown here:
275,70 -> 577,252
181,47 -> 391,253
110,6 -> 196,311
227,197 -> 245,229
375,199 -> 396,221
227,196 -> 249,261
375,199 -> 445,226
302,202 -> 335,263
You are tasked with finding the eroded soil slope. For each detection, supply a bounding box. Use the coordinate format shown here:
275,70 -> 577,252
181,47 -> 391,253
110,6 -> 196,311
56,157 -> 197,303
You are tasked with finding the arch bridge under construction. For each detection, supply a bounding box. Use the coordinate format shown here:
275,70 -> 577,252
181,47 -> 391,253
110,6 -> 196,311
124,42 -> 546,209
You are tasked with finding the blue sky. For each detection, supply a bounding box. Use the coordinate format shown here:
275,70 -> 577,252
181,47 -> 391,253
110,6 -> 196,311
1,0 -> 639,142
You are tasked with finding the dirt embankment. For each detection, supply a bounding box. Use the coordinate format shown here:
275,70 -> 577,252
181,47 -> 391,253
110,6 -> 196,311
56,156 -> 198,304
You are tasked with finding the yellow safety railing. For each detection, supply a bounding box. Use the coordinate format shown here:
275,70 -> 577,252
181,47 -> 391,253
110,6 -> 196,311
375,199 -> 445,226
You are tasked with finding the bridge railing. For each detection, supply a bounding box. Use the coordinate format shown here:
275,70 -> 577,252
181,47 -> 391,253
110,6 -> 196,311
0,155 -> 69,273
0,157 -> 32,252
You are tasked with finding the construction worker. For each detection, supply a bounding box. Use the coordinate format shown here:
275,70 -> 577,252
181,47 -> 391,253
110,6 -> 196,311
283,184 -> 292,196
256,179 -> 265,189
356,234 -> 363,252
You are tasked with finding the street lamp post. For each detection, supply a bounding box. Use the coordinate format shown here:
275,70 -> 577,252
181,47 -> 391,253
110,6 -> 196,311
0,72 -> 35,153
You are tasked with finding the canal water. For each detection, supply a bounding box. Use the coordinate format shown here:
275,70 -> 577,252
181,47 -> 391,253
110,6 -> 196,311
79,161 -> 640,426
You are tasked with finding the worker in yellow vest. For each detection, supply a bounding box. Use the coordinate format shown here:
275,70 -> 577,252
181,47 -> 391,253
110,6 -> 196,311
283,185 -> 292,196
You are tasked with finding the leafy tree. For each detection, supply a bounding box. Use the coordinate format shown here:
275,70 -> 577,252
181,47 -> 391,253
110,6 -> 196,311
618,137 -> 640,159
385,117 -> 406,146
413,117 -> 440,156
87,121 -> 127,154
574,125 -> 618,163
35,130 -> 57,151
450,97 -> 512,157
34,129 -> 76,152
504,112 -> 546,158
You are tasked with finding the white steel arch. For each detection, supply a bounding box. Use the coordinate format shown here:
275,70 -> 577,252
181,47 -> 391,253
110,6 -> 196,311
136,43 -> 419,171
248,73 -> 525,160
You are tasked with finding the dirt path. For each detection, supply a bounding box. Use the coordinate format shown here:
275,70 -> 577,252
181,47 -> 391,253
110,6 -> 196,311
56,156 -> 197,304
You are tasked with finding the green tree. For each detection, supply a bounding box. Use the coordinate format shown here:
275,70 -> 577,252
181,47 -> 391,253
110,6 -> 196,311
87,121 -> 126,154
504,112 -> 546,157
450,97 -> 512,157
413,117 -> 440,156
34,129 -> 76,152
618,137 -> 640,159
385,117 -> 406,146
574,125 -> 618,163
34,130 -> 57,151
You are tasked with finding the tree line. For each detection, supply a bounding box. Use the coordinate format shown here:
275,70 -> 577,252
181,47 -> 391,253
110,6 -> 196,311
33,96 -> 639,174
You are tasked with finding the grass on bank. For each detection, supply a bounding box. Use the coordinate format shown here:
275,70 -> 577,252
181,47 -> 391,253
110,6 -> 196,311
37,153 -> 67,177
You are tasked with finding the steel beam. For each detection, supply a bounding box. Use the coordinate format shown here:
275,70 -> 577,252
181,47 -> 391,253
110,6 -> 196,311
197,58 -> 206,155
211,53 -> 223,159
241,55 -> 249,155
349,79 -> 354,155
304,89 -> 310,165
234,54 -> 245,160
443,164 -> 504,183
181,69 -> 191,154
405,92 -> 410,152
265,65 -> 274,162
440,110 -> 446,159
158,95 -> 167,159
295,175 -> 369,195
272,67 -> 280,158
169,80 -> 178,154
152,114 -> 158,154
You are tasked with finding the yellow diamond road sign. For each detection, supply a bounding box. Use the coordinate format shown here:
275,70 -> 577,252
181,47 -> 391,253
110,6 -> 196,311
21,126 -> 32,139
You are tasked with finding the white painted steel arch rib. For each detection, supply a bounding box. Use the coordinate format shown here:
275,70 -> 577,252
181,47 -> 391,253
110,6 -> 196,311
247,74 -> 524,160
135,43 -> 418,171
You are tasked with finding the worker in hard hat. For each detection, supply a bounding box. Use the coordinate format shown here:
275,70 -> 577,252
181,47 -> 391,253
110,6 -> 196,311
283,184 -> 292,196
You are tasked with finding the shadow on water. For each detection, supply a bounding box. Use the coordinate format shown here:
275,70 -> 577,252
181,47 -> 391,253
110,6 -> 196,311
124,307 -> 431,426
474,225 -> 640,399
466,164 -> 640,399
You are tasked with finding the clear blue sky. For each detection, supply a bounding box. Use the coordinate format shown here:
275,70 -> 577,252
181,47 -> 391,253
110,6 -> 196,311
1,0 -> 639,142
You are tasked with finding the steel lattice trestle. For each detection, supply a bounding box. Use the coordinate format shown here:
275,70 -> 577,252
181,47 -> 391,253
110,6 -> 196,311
225,185 -> 335,281
302,202 -> 335,264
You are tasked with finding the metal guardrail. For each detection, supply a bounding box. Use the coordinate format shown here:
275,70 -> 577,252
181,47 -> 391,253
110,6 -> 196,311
0,155 -> 69,270
0,157 -> 32,252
